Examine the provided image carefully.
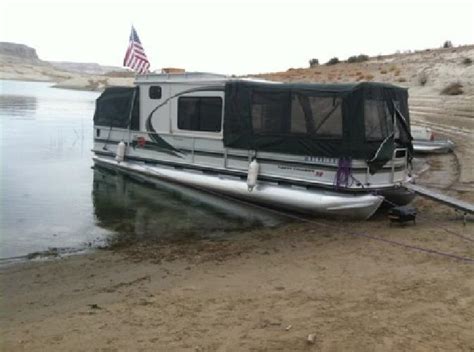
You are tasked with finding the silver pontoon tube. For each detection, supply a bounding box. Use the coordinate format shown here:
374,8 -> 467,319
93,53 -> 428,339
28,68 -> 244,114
94,156 -> 384,220
413,140 -> 455,154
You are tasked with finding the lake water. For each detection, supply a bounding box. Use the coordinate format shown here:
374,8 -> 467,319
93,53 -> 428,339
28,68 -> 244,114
0,80 -> 280,260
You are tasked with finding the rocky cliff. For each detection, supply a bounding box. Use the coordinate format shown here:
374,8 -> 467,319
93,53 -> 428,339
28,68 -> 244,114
0,42 -> 40,61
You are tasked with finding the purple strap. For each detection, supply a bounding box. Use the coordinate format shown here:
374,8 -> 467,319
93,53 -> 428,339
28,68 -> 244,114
334,157 -> 352,189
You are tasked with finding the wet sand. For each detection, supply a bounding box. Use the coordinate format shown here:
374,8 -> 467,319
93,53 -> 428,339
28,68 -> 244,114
1,194 -> 473,351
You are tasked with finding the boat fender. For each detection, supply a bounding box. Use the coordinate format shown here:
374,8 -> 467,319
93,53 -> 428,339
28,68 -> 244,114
115,141 -> 126,163
247,159 -> 259,192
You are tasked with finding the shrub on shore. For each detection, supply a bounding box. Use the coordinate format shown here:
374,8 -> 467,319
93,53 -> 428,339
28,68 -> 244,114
347,54 -> 369,63
443,40 -> 453,48
326,57 -> 340,66
309,58 -> 319,67
418,71 -> 428,86
441,82 -> 463,95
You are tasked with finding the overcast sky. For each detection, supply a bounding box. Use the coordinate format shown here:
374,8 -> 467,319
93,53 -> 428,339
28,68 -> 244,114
1,0 -> 473,75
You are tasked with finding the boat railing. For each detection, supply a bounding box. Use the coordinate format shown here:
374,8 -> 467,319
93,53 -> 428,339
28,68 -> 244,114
364,148 -> 408,186
390,148 -> 408,184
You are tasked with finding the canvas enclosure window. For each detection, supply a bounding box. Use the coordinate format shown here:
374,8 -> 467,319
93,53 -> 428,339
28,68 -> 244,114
250,90 -> 342,138
251,91 -> 289,134
364,99 -> 393,141
178,97 -> 222,132
392,100 -> 401,139
93,87 -> 139,130
290,94 -> 342,137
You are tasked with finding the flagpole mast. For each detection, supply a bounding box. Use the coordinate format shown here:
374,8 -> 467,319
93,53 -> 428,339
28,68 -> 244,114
126,24 -> 135,152
126,86 -> 137,151
122,24 -> 151,151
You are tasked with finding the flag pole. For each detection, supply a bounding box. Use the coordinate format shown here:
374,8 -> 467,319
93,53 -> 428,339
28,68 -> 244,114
126,23 -> 135,151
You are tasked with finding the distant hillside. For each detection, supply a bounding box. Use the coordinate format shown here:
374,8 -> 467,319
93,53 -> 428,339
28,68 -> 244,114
0,42 -> 134,90
48,61 -> 127,75
255,45 -> 474,96
0,42 -> 71,82
0,41 -> 125,75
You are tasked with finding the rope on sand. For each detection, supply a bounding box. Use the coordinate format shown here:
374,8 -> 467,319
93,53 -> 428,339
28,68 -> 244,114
200,187 -> 474,264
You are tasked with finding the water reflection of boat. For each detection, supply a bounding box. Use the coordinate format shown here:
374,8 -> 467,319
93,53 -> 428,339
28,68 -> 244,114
0,94 -> 37,117
92,166 -> 283,242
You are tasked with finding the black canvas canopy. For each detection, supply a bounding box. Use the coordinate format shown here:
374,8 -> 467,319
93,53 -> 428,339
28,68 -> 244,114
223,81 -> 412,171
93,87 -> 139,130
94,81 -> 412,173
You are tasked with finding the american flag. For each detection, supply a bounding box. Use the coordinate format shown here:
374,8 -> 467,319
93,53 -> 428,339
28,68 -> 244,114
123,26 -> 150,74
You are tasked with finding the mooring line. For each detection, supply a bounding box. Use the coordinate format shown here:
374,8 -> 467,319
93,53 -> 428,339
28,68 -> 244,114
198,187 -> 474,264
272,208 -> 474,264
441,227 -> 474,243
350,232 -> 474,263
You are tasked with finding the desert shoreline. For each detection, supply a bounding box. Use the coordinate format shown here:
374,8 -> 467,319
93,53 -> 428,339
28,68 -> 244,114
1,205 -> 473,351
0,75 -> 134,92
